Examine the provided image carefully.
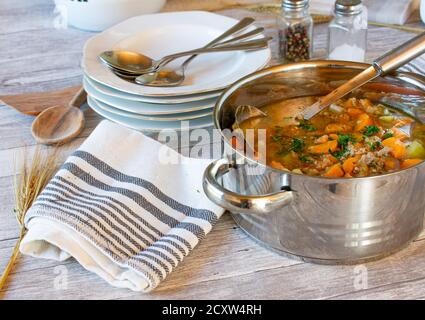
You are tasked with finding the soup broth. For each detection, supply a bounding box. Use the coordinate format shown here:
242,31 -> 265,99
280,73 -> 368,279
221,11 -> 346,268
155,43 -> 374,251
237,96 -> 425,178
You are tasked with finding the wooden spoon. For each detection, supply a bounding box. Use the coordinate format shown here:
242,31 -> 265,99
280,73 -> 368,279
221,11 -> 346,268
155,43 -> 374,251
31,87 -> 87,145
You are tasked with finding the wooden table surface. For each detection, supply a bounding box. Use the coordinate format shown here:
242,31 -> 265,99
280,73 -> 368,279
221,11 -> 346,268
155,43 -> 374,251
2,0 -> 425,300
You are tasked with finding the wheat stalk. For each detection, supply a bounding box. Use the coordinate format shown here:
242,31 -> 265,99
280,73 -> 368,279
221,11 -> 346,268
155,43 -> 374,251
0,147 -> 59,291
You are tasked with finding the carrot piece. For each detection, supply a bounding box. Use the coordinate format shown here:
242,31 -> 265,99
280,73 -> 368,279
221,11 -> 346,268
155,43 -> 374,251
322,154 -> 339,165
400,159 -> 423,169
347,108 -> 363,117
382,137 -> 407,159
323,163 -> 345,178
384,157 -> 400,171
270,161 -> 287,171
355,113 -> 373,132
342,156 -> 359,174
394,117 -> 414,128
329,133 -> 339,140
352,133 -> 363,141
308,140 -> 338,154
315,134 -> 328,144
325,123 -> 352,133
391,127 -> 409,141
231,137 -> 239,149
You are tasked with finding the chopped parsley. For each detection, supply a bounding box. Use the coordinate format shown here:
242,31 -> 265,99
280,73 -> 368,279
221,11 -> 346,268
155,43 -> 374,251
334,134 -> 356,159
300,155 -> 313,163
271,135 -> 282,142
298,120 -> 317,132
382,132 -> 394,140
337,134 -> 356,148
289,138 -> 305,152
363,125 -> 380,137
333,150 -> 347,160
368,141 -> 381,151
274,126 -> 283,134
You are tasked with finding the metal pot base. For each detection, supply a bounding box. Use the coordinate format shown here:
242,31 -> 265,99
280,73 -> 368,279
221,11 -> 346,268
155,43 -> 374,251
232,213 -> 419,265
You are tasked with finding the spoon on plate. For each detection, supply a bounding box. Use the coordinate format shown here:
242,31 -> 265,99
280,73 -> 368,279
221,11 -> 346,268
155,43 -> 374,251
31,87 -> 87,145
99,17 -> 255,75
136,27 -> 267,87
300,31 -> 425,120
100,37 -> 271,79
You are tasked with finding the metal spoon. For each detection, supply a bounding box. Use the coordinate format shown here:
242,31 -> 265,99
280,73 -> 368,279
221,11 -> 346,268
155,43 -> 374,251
135,27 -> 266,87
136,37 -> 270,87
101,37 -> 271,78
99,17 -> 255,74
31,87 -> 87,145
301,31 -> 425,120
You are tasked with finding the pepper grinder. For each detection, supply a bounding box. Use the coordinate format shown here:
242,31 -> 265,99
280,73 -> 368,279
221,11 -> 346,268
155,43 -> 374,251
277,0 -> 314,63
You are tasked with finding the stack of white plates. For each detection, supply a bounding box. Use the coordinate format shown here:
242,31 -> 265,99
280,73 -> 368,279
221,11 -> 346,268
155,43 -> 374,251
82,11 -> 271,131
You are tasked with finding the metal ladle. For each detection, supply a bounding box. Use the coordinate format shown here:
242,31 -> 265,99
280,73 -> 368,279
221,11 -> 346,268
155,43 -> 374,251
301,32 -> 425,120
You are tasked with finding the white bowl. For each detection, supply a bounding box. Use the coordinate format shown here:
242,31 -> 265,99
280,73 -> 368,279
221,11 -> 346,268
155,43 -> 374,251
54,0 -> 167,32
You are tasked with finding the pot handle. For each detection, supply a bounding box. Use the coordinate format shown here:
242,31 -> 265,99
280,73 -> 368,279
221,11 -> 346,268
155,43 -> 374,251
203,158 -> 294,214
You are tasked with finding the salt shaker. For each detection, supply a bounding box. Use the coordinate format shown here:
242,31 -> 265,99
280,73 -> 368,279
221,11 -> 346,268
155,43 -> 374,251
277,0 -> 313,62
327,0 -> 368,62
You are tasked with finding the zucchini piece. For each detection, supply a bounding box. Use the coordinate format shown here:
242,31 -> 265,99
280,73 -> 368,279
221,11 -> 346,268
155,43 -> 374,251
407,140 -> 425,159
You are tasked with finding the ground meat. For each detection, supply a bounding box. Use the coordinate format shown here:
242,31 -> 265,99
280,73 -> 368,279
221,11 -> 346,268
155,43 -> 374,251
346,142 -> 367,156
377,146 -> 391,157
358,152 -> 376,166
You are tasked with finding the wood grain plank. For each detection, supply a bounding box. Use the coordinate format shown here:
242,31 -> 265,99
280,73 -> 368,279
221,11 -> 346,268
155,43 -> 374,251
1,0 -> 425,300
3,227 -> 425,300
0,214 -> 302,299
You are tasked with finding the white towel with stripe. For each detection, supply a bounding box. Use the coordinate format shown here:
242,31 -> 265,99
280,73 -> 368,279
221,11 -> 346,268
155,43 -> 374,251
20,120 -> 225,292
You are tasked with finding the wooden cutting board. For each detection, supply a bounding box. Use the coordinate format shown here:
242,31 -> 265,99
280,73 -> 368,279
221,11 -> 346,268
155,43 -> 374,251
0,86 -> 82,116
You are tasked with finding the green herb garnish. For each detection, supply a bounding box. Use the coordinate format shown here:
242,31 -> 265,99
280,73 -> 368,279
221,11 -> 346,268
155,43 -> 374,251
289,138 -> 305,152
337,134 -> 356,148
271,135 -> 282,142
300,155 -> 313,163
363,125 -> 380,137
334,134 -> 356,159
298,120 -> 317,132
382,132 -> 394,140
274,126 -> 283,134
368,141 -> 382,151
333,150 -> 347,160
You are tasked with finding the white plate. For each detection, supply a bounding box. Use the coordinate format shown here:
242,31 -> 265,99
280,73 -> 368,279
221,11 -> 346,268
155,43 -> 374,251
88,96 -> 214,131
83,77 -> 216,115
90,95 -> 213,121
83,11 -> 271,97
84,74 -> 222,104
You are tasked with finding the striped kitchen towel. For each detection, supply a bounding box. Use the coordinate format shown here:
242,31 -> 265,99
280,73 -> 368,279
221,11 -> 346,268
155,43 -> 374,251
20,120 -> 225,292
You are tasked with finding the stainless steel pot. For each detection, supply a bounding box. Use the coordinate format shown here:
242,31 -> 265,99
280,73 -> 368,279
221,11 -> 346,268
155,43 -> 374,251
203,60 -> 425,264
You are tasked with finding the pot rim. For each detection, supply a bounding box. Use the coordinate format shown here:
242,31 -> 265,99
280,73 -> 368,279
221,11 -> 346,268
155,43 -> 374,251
214,60 -> 425,182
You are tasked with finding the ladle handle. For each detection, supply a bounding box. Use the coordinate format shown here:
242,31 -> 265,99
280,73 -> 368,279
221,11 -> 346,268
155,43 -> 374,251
374,31 -> 425,75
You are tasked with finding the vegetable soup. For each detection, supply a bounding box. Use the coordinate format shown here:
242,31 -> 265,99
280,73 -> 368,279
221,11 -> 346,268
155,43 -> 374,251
236,96 -> 425,178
